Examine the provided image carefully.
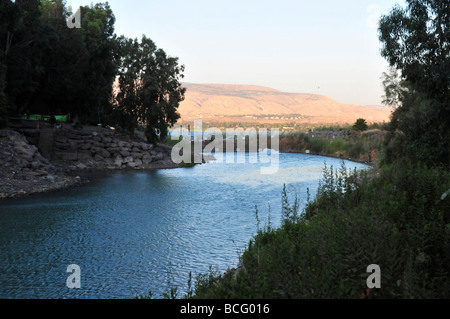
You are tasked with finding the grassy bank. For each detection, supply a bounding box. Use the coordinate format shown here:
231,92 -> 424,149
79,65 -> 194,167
192,162 -> 450,299
279,130 -> 385,164
165,129 -> 386,164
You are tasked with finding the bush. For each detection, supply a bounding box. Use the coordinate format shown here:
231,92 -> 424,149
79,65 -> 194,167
192,163 -> 450,299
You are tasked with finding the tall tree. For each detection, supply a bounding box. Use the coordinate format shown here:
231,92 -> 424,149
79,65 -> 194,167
2,0 -> 48,118
113,35 -> 185,143
379,0 -> 450,168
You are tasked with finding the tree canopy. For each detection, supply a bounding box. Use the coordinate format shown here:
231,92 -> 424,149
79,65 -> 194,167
0,0 -> 185,143
379,0 -> 450,168
111,35 -> 185,143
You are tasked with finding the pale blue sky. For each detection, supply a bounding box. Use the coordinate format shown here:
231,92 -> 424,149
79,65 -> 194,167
66,0 -> 405,106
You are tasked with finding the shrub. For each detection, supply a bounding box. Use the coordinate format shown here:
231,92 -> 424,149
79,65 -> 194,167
192,163 -> 450,299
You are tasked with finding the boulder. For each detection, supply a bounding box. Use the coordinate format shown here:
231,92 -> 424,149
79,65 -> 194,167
94,155 -> 105,162
127,161 -> 138,168
114,156 -> 123,167
134,159 -> 143,167
123,156 -> 134,164
120,150 -> 130,157
131,152 -> 143,159
76,163 -> 87,170
80,143 -> 91,150
142,154 -> 153,164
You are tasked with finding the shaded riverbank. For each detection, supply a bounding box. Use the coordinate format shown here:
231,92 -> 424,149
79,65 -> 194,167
0,127 -> 182,200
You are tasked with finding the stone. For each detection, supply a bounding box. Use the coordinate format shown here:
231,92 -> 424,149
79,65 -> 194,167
114,156 -> 123,167
118,141 -> 131,148
103,137 -> 112,144
120,150 -> 130,157
127,162 -> 137,168
141,143 -> 149,151
156,152 -> 164,161
31,161 -> 42,169
76,163 -> 87,170
96,148 -> 111,159
80,143 -> 91,150
94,155 -> 105,162
14,145 -> 35,158
131,152 -> 143,159
35,170 -> 49,176
124,156 -> 134,164
134,158 -> 143,167
142,154 -> 153,164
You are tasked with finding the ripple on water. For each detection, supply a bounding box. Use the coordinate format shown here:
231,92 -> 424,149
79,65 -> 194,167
0,153 -> 368,298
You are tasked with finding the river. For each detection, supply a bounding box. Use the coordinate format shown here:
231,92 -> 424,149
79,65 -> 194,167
0,153 -> 368,299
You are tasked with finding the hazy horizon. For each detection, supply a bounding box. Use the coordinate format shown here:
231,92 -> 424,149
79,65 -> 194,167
67,0 -> 406,106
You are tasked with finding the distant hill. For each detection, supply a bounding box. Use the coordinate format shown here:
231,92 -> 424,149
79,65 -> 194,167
178,83 -> 392,125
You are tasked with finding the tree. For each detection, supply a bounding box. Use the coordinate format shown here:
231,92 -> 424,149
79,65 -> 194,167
379,0 -> 450,168
113,35 -> 185,143
353,118 -> 368,132
1,0 -> 47,118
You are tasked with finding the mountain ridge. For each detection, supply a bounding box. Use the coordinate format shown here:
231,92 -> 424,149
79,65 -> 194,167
178,83 -> 392,124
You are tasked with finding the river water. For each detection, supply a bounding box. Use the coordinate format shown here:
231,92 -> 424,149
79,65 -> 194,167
0,153 -> 368,299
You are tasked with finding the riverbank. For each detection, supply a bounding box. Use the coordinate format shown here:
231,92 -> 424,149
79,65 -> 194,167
278,129 -> 385,166
1,125 -> 378,200
0,126 -> 183,200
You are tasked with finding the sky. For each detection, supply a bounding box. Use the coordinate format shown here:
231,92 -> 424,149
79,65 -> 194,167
66,0 -> 406,106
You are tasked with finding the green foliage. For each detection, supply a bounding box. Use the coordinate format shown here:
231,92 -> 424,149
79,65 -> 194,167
279,131 -> 383,161
352,119 -> 368,132
0,0 -> 117,124
112,35 -> 185,143
379,0 -> 450,168
192,163 -> 450,299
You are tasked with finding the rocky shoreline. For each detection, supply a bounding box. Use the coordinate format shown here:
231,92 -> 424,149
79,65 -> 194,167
0,124 -> 182,200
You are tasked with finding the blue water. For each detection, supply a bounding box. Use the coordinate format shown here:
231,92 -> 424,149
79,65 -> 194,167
0,153 -> 368,299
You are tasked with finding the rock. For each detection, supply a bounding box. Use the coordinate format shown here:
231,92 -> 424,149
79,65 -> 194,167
141,143 -> 149,151
31,161 -> 42,169
45,175 -> 56,183
156,152 -> 164,161
132,147 -> 141,153
80,143 -> 91,150
127,162 -> 137,168
123,156 -> 134,164
95,154 -> 105,162
142,154 -> 153,164
118,141 -> 131,148
14,145 -> 35,158
134,158 -> 143,166
131,152 -> 143,159
76,163 -> 87,170
114,156 -> 123,167
103,137 -> 112,144
35,170 -> 49,176
120,150 -> 130,157
96,148 -> 111,159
